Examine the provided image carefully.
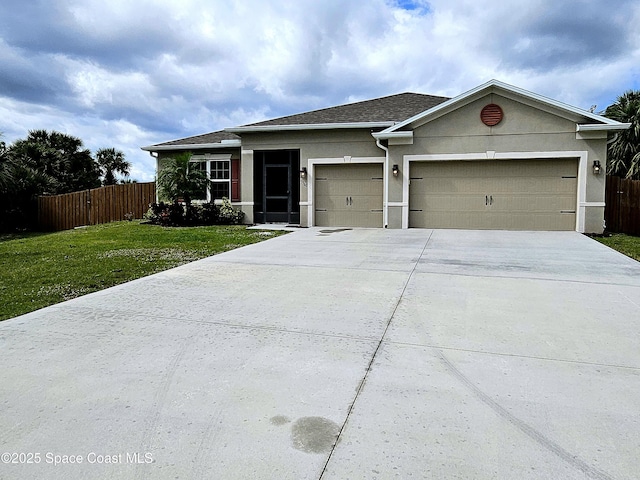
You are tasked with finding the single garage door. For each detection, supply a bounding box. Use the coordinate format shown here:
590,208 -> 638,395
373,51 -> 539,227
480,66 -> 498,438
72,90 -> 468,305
315,164 -> 383,227
409,159 -> 578,230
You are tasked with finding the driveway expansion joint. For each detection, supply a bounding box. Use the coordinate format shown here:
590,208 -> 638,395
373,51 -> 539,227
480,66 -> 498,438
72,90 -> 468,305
318,230 -> 434,479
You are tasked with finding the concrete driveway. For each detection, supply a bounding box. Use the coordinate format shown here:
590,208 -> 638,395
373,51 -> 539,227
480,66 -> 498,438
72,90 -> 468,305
1,229 -> 639,480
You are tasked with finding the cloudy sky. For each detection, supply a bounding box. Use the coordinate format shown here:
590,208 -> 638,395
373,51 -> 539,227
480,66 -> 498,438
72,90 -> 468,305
1,0 -> 639,181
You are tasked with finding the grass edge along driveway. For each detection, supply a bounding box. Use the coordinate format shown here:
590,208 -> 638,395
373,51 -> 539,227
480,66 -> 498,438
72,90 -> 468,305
0,221 -> 286,321
593,233 -> 640,262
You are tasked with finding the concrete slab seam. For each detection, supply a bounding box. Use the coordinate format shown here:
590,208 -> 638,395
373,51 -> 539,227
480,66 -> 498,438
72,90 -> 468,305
318,230 -> 435,480
386,340 -> 640,371
412,269 -> 640,287
47,307 -> 382,344
205,259 -> 418,274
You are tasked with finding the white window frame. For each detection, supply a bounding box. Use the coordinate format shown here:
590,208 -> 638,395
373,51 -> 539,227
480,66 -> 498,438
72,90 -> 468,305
190,153 -> 232,203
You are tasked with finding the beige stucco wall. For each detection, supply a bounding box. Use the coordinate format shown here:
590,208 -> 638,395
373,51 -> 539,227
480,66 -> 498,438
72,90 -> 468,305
385,93 -> 608,233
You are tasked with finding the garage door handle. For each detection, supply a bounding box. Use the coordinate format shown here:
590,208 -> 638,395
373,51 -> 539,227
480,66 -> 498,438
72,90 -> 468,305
485,195 -> 488,206
490,195 -> 493,205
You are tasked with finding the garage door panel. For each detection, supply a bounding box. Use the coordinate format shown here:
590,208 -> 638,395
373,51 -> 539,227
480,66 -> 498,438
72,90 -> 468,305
488,194 -> 576,212
411,177 -> 494,195
409,159 -> 578,231
410,194 -> 487,212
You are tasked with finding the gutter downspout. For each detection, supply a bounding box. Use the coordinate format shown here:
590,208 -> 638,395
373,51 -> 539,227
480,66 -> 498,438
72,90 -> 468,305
376,138 -> 389,228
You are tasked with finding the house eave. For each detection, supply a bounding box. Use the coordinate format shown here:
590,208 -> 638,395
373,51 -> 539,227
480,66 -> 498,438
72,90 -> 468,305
225,122 -> 395,133
372,131 -> 413,140
576,123 -> 631,132
141,140 -> 242,152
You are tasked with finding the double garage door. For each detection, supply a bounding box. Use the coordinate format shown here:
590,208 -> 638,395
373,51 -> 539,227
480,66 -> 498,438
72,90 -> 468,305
314,159 -> 578,230
409,159 -> 578,230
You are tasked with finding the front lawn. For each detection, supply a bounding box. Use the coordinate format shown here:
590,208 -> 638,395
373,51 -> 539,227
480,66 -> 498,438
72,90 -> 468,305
594,233 -> 640,262
0,221 -> 285,321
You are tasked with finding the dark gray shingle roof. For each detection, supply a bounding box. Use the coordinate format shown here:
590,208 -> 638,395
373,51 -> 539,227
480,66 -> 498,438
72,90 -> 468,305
149,130 -> 240,148
146,92 -> 450,148
243,92 -> 449,127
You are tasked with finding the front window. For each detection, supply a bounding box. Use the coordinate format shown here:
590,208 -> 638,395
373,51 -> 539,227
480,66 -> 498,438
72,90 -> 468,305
190,156 -> 232,202
209,160 -> 230,200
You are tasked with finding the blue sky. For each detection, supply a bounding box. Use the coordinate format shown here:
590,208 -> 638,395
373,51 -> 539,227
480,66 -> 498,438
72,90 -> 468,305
1,0 -> 639,181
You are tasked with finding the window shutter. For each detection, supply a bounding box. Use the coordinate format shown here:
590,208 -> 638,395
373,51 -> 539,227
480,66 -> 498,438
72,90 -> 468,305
231,159 -> 240,201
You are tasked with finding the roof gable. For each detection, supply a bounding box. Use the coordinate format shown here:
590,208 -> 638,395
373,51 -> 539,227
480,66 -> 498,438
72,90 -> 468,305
375,80 -> 629,139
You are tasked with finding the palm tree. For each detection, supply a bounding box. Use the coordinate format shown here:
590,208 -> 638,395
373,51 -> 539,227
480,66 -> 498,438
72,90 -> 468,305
95,148 -> 131,185
9,130 -> 100,193
604,90 -> 640,180
157,152 -> 208,207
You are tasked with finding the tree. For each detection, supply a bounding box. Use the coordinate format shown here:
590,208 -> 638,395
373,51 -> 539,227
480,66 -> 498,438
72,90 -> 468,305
1,130 -> 102,231
0,136 -> 56,232
604,90 -> 640,180
95,148 -> 131,186
0,134 -> 12,192
157,152 -> 208,207
8,130 -> 101,194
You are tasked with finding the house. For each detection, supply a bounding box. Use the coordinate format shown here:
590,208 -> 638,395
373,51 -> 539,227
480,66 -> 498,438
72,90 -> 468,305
142,80 -> 630,233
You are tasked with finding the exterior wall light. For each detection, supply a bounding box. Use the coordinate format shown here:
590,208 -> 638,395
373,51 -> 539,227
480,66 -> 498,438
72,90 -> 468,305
392,164 -> 399,177
300,167 -> 307,179
593,161 -> 602,175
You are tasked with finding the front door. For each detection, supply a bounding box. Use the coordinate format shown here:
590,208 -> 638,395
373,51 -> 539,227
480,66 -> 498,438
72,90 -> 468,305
264,163 -> 291,223
254,150 -> 300,224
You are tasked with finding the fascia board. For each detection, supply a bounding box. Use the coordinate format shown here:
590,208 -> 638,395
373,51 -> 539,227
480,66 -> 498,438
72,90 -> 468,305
141,141 -> 242,152
372,131 -> 413,140
487,80 -> 620,125
576,123 -> 631,132
225,122 -> 395,133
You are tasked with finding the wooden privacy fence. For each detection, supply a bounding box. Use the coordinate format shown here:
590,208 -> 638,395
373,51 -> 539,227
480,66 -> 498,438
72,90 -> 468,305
605,176 -> 640,236
38,182 -> 156,231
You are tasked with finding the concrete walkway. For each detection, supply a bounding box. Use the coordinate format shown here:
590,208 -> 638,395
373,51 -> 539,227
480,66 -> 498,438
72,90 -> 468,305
1,229 -> 639,479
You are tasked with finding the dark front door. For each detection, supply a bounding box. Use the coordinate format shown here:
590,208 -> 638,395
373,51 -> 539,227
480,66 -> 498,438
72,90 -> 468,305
264,164 -> 291,223
254,150 -> 300,224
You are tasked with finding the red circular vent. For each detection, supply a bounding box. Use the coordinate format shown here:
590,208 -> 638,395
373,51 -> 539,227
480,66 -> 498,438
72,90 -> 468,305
480,104 -> 503,126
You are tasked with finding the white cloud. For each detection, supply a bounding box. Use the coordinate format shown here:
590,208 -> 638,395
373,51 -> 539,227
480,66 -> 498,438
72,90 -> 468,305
1,0 -> 639,182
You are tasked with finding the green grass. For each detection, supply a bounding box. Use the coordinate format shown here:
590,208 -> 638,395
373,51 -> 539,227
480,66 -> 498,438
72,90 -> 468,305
0,221 -> 285,321
594,233 -> 640,262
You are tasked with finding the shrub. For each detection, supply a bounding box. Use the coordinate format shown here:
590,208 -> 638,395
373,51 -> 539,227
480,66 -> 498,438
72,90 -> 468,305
218,197 -> 245,224
198,202 -> 220,225
144,201 -> 178,226
144,200 -> 243,226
